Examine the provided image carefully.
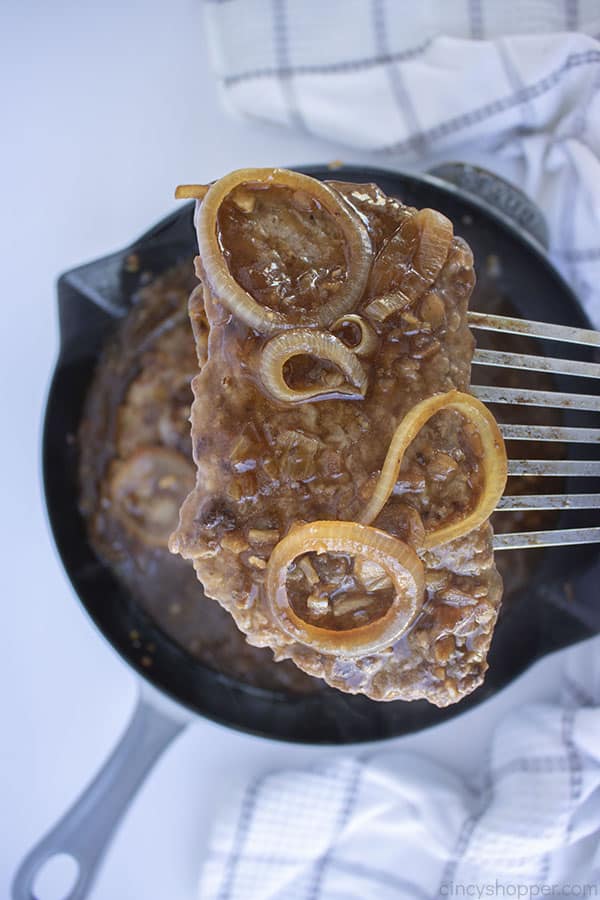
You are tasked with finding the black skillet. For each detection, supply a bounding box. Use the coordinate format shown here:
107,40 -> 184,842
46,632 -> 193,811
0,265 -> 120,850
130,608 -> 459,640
13,164 -> 600,900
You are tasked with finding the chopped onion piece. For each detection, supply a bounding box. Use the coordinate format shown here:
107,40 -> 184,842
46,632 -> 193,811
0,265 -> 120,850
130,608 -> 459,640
360,391 -> 507,548
259,329 -> 368,404
266,521 -> 425,657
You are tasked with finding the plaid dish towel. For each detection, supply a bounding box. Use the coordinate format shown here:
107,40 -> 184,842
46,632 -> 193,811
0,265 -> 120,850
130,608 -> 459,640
203,0 -> 600,325
199,638 -> 600,899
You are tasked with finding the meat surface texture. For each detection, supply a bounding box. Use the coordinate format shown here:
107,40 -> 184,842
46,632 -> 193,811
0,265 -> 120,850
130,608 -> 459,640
171,170 -> 504,706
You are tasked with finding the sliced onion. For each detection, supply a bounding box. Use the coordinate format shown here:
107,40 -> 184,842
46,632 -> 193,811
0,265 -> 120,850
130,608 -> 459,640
411,208 -> 453,284
265,521 -> 425,657
331,314 -> 378,356
109,447 -> 196,548
364,291 -> 411,323
195,168 -> 373,333
259,329 -> 368,404
175,184 -> 210,200
365,209 -> 454,320
360,390 -> 507,548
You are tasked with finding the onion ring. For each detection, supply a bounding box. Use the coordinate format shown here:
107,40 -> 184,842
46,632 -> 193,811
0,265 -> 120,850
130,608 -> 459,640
109,447 -> 195,548
266,521 -> 425,656
360,390 -> 507,548
365,208 -> 454,322
411,208 -> 453,285
195,168 -> 372,333
364,291 -> 411,323
331,314 -> 378,356
259,329 -> 368,404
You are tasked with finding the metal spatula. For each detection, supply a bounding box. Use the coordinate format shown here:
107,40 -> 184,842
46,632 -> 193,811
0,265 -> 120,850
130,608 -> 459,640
468,311 -> 600,548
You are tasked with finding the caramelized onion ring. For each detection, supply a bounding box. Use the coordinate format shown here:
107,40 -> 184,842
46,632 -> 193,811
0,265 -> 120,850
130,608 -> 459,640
259,329 -> 368,404
364,208 -> 453,323
360,390 -> 507,548
195,168 -> 372,333
364,292 -> 411,323
110,447 -> 195,549
266,521 -> 425,657
411,208 -> 453,284
331,314 -> 378,356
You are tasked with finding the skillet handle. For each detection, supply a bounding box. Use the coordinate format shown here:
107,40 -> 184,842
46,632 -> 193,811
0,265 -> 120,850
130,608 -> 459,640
428,162 -> 550,251
12,693 -> 184,900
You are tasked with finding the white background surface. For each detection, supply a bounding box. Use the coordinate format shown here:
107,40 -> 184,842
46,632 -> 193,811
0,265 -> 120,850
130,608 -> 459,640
1,2 -> 591,898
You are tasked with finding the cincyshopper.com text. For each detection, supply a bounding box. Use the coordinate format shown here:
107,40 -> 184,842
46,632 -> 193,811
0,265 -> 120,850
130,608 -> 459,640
440,881 -> 599,898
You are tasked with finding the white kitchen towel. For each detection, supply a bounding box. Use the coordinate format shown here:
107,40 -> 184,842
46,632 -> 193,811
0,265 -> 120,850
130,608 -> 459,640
203,0 -> 600,325
199,637 -> 600,899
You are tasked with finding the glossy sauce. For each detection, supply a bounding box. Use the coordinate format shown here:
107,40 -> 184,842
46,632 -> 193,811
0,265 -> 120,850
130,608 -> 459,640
79,263 -> 319,694
173,178 -> 501,706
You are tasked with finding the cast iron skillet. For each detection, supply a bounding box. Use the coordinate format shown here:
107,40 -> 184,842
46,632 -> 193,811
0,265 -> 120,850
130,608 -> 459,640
13,164 -> 600,900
